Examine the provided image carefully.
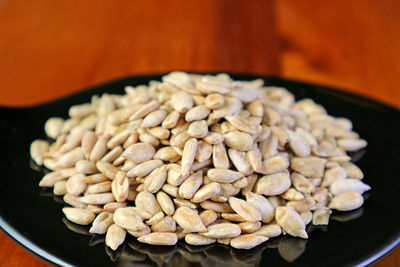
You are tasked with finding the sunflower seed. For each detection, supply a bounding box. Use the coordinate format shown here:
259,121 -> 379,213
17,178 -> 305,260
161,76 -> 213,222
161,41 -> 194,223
224,131 -> 253,151
246,192 -> 275,223
30,140 -> 49,166
312,208 -> 332,225
66,174 -> 87,196
207,169 -> 244,183
114,207 -> 146,231
173,206 -> 206,233
106,224 -> 126,250
144,165 -> 168,193
181,138 -> 197,176
179,170 -> 203,199
138,232 -> 178,246
230,234 -> 268,249
213,143 -> 230,169
228,197 -> 262,222
63,207 -> 95,225
135,191 -> 161,216
122,142 -> 155,163
89,212 -> 114,234
275,207 -> 308,239
329,179 -> 370,196
253,224 -> 281,238
199,210 -> 218,226
255,172 -> 291,196
96,161 -> 119,179
200,223 -> 241,239
328,192 -> 364,211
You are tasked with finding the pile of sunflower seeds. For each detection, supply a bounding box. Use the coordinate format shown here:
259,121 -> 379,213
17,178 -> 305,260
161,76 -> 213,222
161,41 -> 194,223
30,72 -> 370,251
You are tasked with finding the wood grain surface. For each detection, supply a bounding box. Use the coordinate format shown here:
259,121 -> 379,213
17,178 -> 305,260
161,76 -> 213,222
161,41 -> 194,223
0,0 -> 398,266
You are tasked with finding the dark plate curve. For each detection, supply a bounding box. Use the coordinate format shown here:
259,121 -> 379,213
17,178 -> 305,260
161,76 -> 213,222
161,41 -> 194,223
0,73 -> 399,267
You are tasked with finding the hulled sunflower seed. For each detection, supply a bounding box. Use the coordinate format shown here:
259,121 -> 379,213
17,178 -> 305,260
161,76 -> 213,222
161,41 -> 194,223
144,165 -> 168,193
224,131 -> 253,151
207,169 -> 244,183
63,207 -> 95,225
179,170 -> 203,199
255,172 -> 291,196
173,206 -> 206,233
230,234 -> 268,249
275,207 -> 308,239
96,161 -> 119,179
106,224 -> 126,250
213,143 -> 230,169
329,179 -> 370,195
156,191 -> 175,216
89,212 -> 114,234
246,192 -> 275,223
204,93 -> 225,109
199,210 -> 218,227
191,182 -> 221,203
113,207 -> 146,231
253,224 -> 282,238
238,221 -> 262,234
312,208 -> 332,225
185,234 -> 216,246
135,191 -> 161,216
30,140 -> 49,166
171,91 -> 193,113
111,171 -> 129,202
200,223 -> 241,239
290,157 -> 326,178
181,138 -> 197,176
66,174 -> 87,196
121,142 -> 155,163
228,197 -> 262,222
328,192 -> 364,211
80,193 -> 115,205
138,232 -> 178,246
44,117 -> 64,139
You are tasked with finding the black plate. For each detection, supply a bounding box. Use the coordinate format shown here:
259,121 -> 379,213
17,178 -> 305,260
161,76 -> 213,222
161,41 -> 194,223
0,74 -> 399,267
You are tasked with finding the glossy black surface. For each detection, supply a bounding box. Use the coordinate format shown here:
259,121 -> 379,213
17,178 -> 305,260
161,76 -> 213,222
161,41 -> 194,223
0,74 -> 399,267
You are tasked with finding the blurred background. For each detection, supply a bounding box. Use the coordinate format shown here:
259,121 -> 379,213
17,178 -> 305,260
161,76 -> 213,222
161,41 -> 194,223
0,0 -> 399,107
0,0 -> 398,266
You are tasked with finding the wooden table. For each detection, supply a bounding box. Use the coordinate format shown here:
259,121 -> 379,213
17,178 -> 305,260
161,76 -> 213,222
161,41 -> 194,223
0,0 -> 398,266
